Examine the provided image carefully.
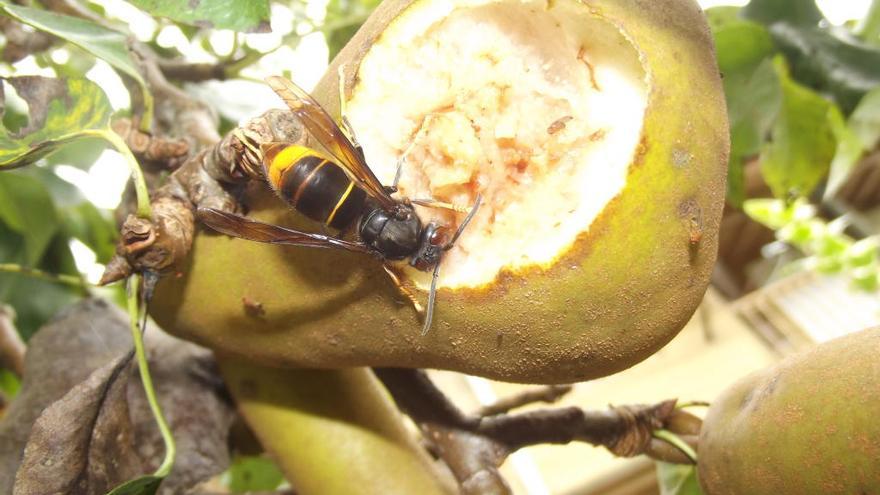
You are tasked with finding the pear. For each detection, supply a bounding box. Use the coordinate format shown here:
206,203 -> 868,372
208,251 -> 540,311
698,327 -> 880,494
152,0 -> 728,383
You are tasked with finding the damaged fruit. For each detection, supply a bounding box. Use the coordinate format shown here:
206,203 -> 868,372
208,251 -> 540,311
152,0 -> 729,383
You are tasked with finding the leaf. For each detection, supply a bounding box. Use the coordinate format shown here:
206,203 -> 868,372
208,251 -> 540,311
0,234 -> 83,340
0,76 -> 112,168
848,86 -> 880,149
13,351 -> 139,495
23,167 -> 117,262
759,58 -> 838,198
741,0 -> 823,27
45,135 -> 108,170
222,456 -> 285,493
0,172 -> 59,265
726,154 -> 746,207
855,0 -> 880,45
36,46 -> 98,81
713,20 -> 775,74
0,4 -> 153,127
825,103 -> 865,199
106,475 -> 162,495
766,23 -> 880,114
324,0 -> 378,60
0,299 -> 238,494
656,462 -> 706,495
723,58 -> 783,205
743,198 -> 790,230
705,6 -> 741,31
0,368 -> 20,397
126,0 -> 270,33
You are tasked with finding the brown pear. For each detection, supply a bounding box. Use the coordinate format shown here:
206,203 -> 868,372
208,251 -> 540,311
698,327 -> 880,494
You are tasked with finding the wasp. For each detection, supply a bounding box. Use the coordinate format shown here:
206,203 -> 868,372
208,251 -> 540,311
198,76 -> 481,335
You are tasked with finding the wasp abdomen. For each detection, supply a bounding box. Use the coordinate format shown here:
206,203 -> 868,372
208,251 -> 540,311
266,145 -> 367,230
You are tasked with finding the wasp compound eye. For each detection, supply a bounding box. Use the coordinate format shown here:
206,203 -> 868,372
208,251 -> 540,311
429,227 -> 450,247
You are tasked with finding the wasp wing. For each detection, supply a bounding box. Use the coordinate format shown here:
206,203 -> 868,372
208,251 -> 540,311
198,208 -> 373,254
265,76 -> 397,211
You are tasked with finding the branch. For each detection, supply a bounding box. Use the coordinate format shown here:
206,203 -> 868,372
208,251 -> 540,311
100,103 -> 303,284
477,384 -> 572,416
0,17 -> 55,63
375,369 -> 687,494
111,118 -> 189,163
0,304 -> 25,377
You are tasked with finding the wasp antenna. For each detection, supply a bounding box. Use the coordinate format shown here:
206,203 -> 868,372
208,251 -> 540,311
446,193 -> 482,249
421,262 -> 442,336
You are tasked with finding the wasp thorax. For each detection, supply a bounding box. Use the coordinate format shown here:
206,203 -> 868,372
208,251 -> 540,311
359,206 -> 422,260
346,0 -> 649,290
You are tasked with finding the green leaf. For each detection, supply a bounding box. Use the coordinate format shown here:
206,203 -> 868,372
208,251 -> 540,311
759,58 -> 838,198
852,266 -> 880,291
0,368 -> 20,397
105,475 -> 162,495
825,102 -> 865,199
726,154 -> 746,207
36,46 -> 98,81
126,0 -> 270,33
741,0 -> 823,27
23,167 -> 118,262
743,198 -> 791,229
0,172 -> 59,265
44,136 -> 108,170
855,0 -> 880,45
714,20 -> 775,74
705,6 -> 741,31
723,58 -> 783,205
64,202 -> 117,262
221,456 -> 285,493
324,0 -> 378,60
656,462 -> 705,495
847,238 -> 879,267
767,23 -> 880,114
0,76 -> 112,168
848,86 -> 880,149
0,3 -> 153,128
0,228 -> 83,340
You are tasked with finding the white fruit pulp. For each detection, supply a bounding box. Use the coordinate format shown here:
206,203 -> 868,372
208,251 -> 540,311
346,0 -> 648,289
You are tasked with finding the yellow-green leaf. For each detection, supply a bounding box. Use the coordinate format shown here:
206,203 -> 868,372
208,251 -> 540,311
127,0 -> 270,32
0,3 -> 153,128
0,76 -> 112,168
760,58 -> 838,198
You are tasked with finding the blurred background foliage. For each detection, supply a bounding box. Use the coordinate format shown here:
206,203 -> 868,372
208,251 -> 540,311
0,0 -> 879,492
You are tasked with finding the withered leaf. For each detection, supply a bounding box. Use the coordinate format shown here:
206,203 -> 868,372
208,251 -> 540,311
0,298 -> 236,495
13,352 -> 140,494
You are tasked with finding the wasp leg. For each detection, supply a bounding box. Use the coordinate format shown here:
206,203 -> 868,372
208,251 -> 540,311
382,264 -> 425,315
392,113 -> 436,190
410,198 -> 472,213
336,64 -> 365,153
334,221 -> 355,240
445,193 -> 482,248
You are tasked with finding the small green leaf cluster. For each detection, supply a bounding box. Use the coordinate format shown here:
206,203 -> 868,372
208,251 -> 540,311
710,0 -> 880,206
657,462 -> 705,495
745,198 -> 880,291
219,455 -> 287,493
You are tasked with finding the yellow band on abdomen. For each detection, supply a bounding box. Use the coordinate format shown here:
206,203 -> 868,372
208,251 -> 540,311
267,145 -> 314,189
326,180 -> 355,226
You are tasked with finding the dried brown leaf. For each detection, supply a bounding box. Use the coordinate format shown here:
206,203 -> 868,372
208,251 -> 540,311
0,298 -> 236,495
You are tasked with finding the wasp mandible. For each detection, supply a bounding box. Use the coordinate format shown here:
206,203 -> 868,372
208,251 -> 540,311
198,76 -> 481,335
